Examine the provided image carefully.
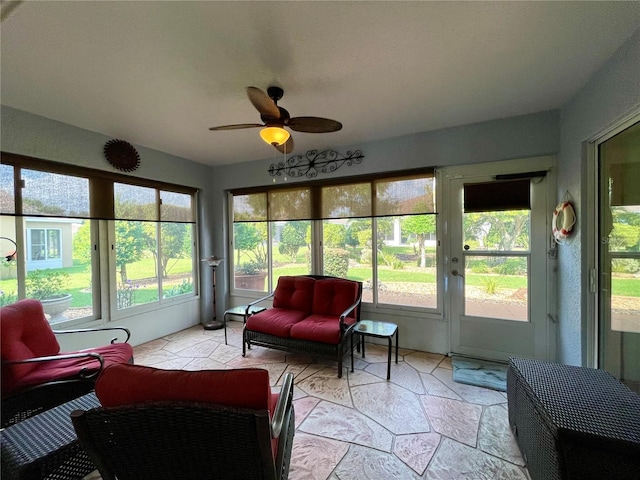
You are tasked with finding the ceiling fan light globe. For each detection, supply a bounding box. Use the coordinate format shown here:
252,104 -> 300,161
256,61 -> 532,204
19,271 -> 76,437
260,127 -> 290,146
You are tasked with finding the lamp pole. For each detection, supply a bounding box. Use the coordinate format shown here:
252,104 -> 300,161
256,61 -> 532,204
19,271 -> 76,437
202,256 -> 224,330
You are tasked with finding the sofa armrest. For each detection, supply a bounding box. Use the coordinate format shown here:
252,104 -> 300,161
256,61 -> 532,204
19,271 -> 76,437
339,282 -> 363,328
53,326 -> 131,344
246,292 -> 275,317
5,352 -> 105,378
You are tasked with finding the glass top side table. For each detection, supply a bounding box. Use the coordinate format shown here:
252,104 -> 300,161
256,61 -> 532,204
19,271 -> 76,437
222,305 -> 267,345
356,320 -> 398,380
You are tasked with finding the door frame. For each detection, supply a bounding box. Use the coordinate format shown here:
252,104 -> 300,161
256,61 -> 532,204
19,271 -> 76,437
441,156 -> 557,362
587,110 -> 640,371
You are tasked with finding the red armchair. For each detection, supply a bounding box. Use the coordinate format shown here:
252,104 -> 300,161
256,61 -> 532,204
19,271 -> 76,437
71,364 -> 295,480
1,299 -> 133,427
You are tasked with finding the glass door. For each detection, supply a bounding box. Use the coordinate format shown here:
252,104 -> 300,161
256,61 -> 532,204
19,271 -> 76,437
598,120 -> 640,393
445,157 -> 554,361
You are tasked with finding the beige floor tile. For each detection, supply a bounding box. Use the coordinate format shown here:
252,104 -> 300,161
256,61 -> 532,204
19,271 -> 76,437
86,325 -> 528,479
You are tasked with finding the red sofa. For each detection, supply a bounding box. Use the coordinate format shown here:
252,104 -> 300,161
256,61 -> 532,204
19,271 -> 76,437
243,275 -> 362,377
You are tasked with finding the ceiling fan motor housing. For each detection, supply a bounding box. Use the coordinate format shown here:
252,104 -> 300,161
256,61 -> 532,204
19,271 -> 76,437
267,86 -> 284,102
261,107 -> 289,126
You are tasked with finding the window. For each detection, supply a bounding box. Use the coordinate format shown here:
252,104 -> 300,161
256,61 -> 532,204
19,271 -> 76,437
28,228 -> 61,262
21,168 -> 94,323
0,154 -> 198,325
113,183 -> 196,311
230,170 -> 438,310
462,180 -> 531,321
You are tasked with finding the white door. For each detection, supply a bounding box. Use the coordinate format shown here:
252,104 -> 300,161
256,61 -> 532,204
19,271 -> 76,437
444,157 -> 555,361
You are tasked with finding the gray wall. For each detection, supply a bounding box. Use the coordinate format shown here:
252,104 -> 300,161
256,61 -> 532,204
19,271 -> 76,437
557,27 -> 640,366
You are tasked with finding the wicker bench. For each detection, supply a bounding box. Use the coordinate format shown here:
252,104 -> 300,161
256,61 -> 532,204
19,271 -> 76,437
507,357 -> 640,480
1,392 -> 99,480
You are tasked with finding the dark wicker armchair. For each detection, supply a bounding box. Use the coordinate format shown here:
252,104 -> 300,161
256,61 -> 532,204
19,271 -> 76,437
1,299 -> 133,427
71,364 -> 295,480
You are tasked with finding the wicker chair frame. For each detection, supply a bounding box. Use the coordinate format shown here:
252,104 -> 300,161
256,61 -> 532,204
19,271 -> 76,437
71,372 -> 295,480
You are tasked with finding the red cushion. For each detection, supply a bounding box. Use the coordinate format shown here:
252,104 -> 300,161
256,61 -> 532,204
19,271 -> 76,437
1,299 -> 61,394
272,276 -> 315,313
312,278 -> 359,317
3,342 -> 133,396
290,314 -> 356,344
96,364 -> 280,460
96,363 -> 273,411
246,308 -> 307,338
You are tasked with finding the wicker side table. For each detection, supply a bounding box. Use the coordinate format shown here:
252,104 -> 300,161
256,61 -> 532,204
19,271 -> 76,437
1,392 -> 99,480
507,357 -> 640,480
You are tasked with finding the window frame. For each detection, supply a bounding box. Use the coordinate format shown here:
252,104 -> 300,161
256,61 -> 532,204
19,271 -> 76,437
228,168 -> 441,315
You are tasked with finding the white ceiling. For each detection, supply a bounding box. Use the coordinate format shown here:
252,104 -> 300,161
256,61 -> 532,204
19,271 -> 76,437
2,1 -> 639,167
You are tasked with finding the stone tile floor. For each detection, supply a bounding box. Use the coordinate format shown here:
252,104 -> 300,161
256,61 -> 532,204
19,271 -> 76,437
85,322 -> 530,480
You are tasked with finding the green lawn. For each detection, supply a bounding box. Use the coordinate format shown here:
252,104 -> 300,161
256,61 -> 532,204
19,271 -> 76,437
0,258 -> 193,307
2,258 -> 638,308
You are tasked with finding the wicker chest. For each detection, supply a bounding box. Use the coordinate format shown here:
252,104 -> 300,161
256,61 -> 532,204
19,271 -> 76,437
1,392 -> 99,480
507,357 -> 640,480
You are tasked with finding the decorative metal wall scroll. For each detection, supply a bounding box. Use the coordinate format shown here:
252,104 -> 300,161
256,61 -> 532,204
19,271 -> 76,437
269,149 -> 364,179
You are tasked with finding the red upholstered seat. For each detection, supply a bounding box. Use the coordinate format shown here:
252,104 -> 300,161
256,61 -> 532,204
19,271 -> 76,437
92,364 -> 284,462
288,278 -> 359,344
290,314 -> 355,344
311,278 -> 360,318
1,299 -> 133,427
71,366 -> 295,480
7,344 -> 133,395
243,274 -> 363,378
245,276 -> 317,337
1,299 -> 133,396
96,363 -> 275,412
1,299 -> 62,388
272,275 -> 315,312
245,307 -> 308,337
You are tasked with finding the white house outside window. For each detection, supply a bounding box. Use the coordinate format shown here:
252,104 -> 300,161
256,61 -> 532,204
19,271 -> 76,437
27,228 -> 61,263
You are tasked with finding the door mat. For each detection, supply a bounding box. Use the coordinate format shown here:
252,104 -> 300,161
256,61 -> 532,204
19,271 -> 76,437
451,355 -> 508,392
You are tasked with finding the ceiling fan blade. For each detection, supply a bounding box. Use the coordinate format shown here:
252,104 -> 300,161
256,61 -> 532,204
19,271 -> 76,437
274,135 -> 295,154
287,116 -> 342,133
209,123 -> 263,131
247,87 -> 280,119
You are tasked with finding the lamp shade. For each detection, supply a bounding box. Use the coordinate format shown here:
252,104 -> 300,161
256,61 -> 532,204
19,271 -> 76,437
260,127 -> 290,146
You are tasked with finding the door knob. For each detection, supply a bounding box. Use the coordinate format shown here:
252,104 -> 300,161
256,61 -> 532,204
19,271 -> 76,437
452,269 -> 464,278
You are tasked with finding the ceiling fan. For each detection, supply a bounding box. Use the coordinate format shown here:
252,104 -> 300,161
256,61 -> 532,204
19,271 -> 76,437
209,86 -> 342,154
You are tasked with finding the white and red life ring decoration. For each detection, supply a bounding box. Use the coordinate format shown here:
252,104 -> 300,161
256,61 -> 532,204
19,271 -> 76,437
552,201 -> 576,243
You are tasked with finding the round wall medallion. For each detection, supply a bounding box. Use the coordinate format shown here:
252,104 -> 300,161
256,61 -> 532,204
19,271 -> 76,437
104,139 -> 140,172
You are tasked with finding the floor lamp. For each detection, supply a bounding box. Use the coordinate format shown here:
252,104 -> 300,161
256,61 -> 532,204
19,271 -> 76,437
202,256 -> 224,330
